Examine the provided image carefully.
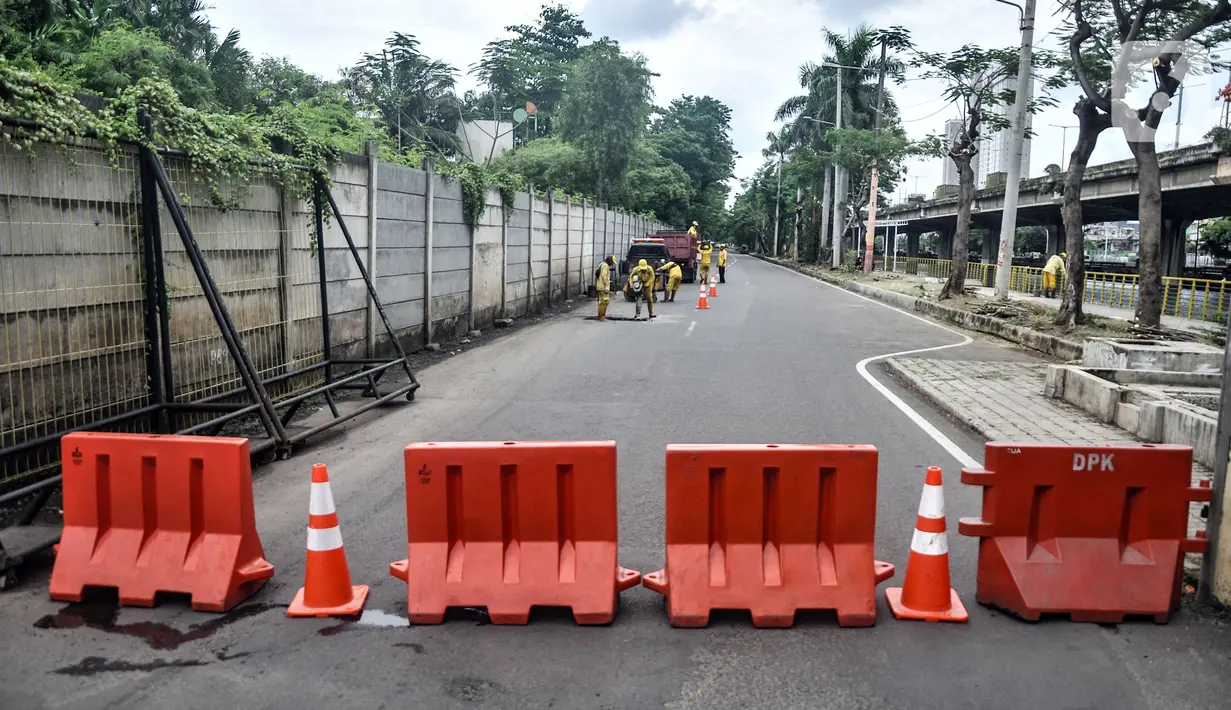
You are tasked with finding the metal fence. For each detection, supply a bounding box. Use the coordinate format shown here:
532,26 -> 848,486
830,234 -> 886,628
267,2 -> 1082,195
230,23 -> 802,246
1,139 -> 152,487
0,130 -> 418,496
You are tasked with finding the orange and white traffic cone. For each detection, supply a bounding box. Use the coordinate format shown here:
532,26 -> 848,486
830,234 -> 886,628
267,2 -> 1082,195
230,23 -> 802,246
288,463 -> 369,618
884,466 -> 968,623
696,283 -> 709,309
708,275 -> 718,297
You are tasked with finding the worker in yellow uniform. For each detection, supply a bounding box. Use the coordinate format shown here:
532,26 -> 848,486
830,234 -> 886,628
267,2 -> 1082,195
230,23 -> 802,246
595,255 -> 615,320
688,221 -> 699,237
625,258 -> 657,320
658,259 -> 683,302
718,244 -> 728,284
1043,251 -> 1067,299
698,241 -> 714,284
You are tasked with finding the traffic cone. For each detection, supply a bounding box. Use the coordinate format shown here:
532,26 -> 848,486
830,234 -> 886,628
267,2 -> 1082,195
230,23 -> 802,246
696,283 -> 709,309
288,463 -> 369,618
709,275 -> 718,297
884,466 -> 968,623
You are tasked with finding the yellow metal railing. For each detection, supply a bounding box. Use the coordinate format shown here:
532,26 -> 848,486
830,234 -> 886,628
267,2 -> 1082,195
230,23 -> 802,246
892,257 -> 951,279
966,261 -> 995,287
1084,272 -> 1138,311
885,256 -> 1229,323
1160,276 -> 1230,323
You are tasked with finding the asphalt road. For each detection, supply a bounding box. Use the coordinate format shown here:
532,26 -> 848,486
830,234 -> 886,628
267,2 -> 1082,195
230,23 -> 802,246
2,257 -> 1230,709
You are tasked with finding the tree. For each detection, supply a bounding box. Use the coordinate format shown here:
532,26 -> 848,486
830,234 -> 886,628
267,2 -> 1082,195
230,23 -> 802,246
650,96 -> 734,185
472,3 -> 591,134
613,141 -> 693,222
343,32 -> 463,155
912,44 -> 1060,298
774,25 -> 907,264
251,57 -> 329,113
826,126 -> 913,249
60,23 -> 215,106
1200,217 -> 1231,258
201,27 -> 252,112
557,38 -> 654,202
1016,225 -> 1048,253
1108,0 -> 1231,326
495,136 -> 587,191
1054,0 -> 1228,327
762,127 -> 792,256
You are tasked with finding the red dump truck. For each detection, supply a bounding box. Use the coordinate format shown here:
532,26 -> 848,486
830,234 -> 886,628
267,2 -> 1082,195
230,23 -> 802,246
654,230 -> 699,283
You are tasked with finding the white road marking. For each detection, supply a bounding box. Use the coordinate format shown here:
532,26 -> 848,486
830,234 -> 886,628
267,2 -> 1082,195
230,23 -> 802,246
758,258 -> 979,468
686,321 -> 697,337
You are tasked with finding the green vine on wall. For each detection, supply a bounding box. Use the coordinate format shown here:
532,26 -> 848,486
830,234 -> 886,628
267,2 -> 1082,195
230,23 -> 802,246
438,161 -> 524,227
0,66 -> 343,249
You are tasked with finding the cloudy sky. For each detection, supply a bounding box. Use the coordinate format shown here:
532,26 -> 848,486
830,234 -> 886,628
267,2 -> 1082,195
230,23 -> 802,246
208,0 -> 1230,198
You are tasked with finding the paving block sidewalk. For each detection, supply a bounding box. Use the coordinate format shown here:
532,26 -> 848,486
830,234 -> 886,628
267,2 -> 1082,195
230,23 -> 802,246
885,357 -> 1211,563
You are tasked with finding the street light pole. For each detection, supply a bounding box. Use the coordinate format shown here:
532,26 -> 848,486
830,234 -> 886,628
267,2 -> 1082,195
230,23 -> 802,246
832,66 -> 844,268
993,0 -> 1036,299
1050,124 -> 1076,168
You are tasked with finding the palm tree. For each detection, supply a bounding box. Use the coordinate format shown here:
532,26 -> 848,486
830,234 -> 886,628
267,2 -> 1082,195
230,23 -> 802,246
776,26 -> 901,143
763,127 -> 792,257
342,32 -> 463,155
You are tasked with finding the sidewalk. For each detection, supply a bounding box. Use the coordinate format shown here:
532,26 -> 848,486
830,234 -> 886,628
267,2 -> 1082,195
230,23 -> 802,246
884,356 -> 1211,570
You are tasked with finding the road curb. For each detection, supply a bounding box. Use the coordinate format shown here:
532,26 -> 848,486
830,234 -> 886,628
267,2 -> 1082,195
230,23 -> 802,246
754,255 -> 1083,361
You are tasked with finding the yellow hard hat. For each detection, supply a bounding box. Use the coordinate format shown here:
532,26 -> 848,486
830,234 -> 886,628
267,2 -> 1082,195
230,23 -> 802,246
638,259 -> 648,268
692,221 -> 698,226
1060,252 -> 1068,258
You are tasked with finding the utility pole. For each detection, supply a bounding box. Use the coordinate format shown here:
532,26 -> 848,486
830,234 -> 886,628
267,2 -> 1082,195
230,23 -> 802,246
993,0 -> 1035,299
831,66 -> 844,268
1199,304 -> 1231,606
862,37 -> 889,274
1175,83 -> 1185,150
773,156 -> 783,257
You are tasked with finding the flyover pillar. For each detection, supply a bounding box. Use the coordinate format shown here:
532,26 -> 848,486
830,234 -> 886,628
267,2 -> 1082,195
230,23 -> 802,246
938,228 -> 953,260
982,227 -> 999,263
907,232 -> 920,257
1161,218 -> 1192,277
1045,222 -> 1065,256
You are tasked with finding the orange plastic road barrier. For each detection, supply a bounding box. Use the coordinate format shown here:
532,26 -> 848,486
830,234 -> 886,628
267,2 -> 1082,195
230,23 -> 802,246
50,432 -> 274,612
696,284 -> 709,309
885,466 -> 967,623
708,276 -> 718,297
959,443 -> 1210,623
389,441 -> 641,625
643,445 -> 896,628
288,464 -> 368,618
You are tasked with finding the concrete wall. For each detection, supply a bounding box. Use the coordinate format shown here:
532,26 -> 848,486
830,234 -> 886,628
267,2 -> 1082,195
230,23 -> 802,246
0,139 -> 668,454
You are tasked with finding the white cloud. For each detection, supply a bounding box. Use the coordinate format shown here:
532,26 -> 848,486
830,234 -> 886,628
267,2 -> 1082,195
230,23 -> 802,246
207,0 -> 1230,201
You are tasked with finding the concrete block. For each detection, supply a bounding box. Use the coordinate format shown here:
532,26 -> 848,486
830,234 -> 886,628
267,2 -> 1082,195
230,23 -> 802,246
1114,402 -> 1141,434
1061,367 -> 1123,423
1138,401 -> 1166,441
1159,404 -> 1218,468
1044,365 -> 1068,398
1082,337 -> 1223,373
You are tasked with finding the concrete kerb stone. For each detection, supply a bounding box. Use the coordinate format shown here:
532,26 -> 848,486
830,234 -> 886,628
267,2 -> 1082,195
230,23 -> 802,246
755,255 -> 1083,361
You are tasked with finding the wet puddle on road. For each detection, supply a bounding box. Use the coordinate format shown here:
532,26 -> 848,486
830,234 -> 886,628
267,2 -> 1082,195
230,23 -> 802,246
318,608 -> 410,636
33,594 -> 278,650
